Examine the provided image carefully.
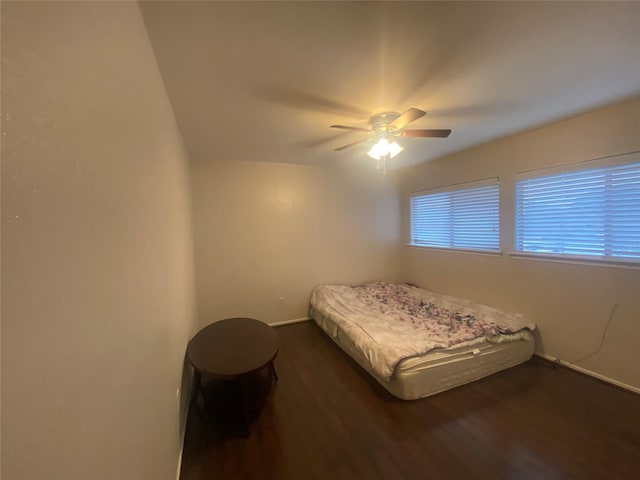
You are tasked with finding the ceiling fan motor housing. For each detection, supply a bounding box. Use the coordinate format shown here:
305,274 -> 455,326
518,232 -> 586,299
370,112 -> 400,136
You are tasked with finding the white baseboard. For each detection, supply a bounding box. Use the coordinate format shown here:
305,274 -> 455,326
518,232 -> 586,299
270,317 -> 310,327
176,444 -> 184,480
176,363 -> 194,480
176,399 -> 187,480
534,352 -> 640,395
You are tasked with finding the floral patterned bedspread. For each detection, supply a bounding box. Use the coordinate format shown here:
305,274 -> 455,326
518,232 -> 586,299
310,282 -> 536,379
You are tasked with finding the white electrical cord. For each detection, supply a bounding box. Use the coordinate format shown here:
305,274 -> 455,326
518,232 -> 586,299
568,302 -> 619,365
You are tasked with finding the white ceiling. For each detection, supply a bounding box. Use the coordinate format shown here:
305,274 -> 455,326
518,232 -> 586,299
140,1 -> 640,169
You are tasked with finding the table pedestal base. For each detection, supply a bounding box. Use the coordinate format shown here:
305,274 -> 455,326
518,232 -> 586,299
192,362 -> 278,436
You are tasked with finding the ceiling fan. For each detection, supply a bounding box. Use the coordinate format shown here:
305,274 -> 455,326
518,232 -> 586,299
330,108 -> 451,163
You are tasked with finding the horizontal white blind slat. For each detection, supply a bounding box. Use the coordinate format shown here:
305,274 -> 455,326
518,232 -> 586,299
410,180 -> 499,251
515,161 -> 640,259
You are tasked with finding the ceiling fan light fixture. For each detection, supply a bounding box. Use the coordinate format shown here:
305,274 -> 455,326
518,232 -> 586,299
367,137 -> 403,160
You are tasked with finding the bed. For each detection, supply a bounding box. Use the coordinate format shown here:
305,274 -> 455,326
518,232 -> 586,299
309,282 -> 535,400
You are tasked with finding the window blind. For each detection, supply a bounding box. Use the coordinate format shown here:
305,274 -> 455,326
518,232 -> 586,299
410,178 -> 499,251
515,161 -> 640,259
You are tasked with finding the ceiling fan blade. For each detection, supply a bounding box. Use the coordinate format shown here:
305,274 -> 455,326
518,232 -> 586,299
296,131 -> 351,148
334,137 -> 370,151
330,125 -> 371,132
401,129 -> 452,138
389,108 -> 426,131
254,85 -> 370,118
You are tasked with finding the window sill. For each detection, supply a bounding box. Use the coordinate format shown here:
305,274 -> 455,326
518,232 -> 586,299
509,251 -> 640,270
406,244 -> 503,257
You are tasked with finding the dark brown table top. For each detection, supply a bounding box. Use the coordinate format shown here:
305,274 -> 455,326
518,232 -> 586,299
187,318 -> 279,377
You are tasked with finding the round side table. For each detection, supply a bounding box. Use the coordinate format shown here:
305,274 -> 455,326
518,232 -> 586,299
187,318 -> 279,435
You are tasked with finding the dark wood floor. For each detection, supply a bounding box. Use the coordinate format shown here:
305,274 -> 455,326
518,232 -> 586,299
180,321 -> 640,480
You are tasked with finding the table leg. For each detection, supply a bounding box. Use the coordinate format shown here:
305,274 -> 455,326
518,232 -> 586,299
270,361 -> 279,381
191,370 -> 205,418
240,378 -> 250,437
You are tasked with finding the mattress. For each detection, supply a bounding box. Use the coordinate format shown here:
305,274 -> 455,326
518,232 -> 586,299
310,284 -> 535,400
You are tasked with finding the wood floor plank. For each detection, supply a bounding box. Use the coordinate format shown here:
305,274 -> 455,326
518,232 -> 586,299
180,321 -> 640,480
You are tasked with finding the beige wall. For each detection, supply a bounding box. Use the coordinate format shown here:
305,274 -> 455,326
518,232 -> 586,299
1,3 -> 196,480
190,159 -> 402,326
399,96 -> 640,389
1,3 -> 637,479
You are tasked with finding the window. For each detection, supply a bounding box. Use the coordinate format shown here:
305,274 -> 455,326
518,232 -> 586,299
410,178 -> 499,252
515,157 -> 640,261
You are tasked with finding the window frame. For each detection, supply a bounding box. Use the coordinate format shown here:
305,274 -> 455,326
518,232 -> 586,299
408,177 -> 501,255
512,152 -> 640,268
